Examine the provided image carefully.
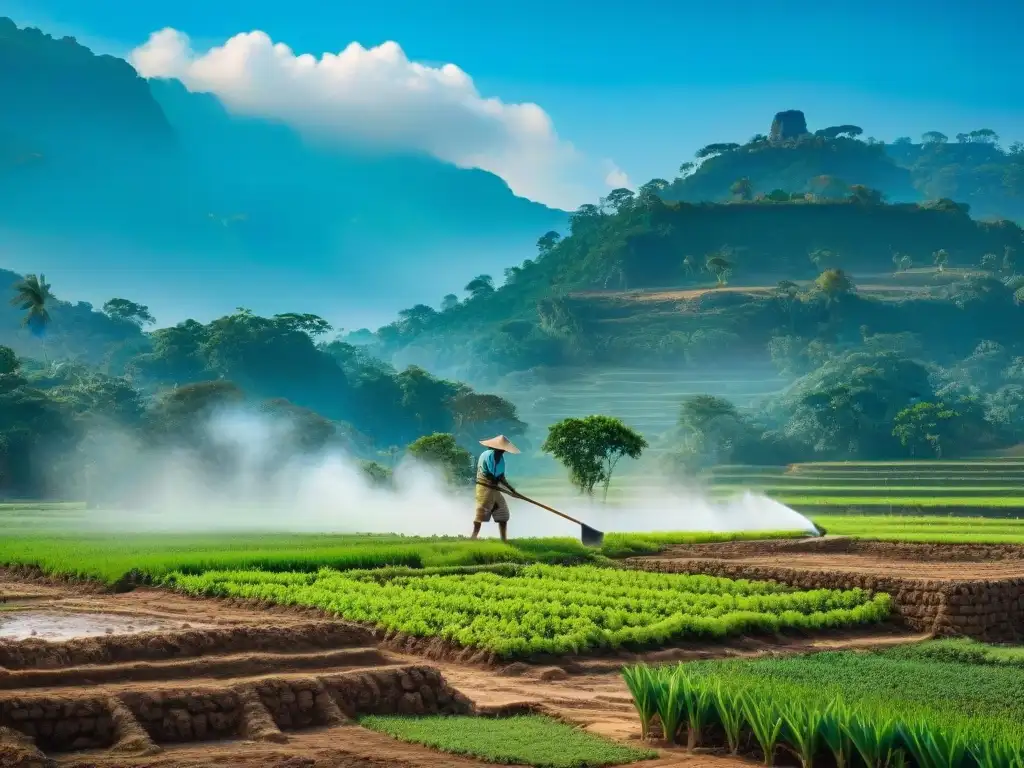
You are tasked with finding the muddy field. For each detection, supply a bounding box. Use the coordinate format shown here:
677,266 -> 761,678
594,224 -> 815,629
0,540 -> 998,767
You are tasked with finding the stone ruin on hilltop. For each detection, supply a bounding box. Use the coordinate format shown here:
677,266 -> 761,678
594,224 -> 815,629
770,110 -> 809,142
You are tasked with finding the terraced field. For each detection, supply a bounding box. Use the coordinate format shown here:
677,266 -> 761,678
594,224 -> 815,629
709,458 -> 1024,517
521,457 -> 1024,523
495,366 -> 787,466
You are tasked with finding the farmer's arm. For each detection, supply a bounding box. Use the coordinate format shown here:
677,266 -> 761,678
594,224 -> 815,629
496,473 -> 517,495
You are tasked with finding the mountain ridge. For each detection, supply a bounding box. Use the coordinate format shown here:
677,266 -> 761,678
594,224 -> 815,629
0,17 -> 566,328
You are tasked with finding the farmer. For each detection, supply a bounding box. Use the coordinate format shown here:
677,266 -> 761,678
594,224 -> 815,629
472,435 -> 520,542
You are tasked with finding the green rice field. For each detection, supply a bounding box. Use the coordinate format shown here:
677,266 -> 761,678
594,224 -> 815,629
624,640 -> 1024,764
0,510 -> 805,585
521,456 -> 1024,518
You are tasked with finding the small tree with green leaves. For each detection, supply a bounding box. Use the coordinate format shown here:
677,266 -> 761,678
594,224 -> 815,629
542,415 -> 647,499
407,433 -> 474,486
892,402 -> 959,459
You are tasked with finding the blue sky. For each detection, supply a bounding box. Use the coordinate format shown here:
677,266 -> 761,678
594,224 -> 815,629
3,0 -> 1023,200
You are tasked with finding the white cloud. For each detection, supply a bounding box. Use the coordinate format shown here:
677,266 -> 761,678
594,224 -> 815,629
130,28 -> 618,209
603,161 -> 632,189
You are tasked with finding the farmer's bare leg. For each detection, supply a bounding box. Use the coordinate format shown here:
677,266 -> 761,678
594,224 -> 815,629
471,522 -> 482,539
498,522 -> 508,542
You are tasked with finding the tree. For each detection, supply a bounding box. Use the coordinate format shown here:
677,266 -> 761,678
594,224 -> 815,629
396,304 -> 438,333
542,415 -> 647,499
695,143 -> 741,160
815,125 -> 863,140
933,249 -> 950,272
677,162 -> 696,178
729,177 -> 753,201
272,313 -> 332,337
448,392 -> 526,445
892,401 -> 959,458
970,128 -> 999,145
440,294 -> 459,312
103,298 -> 156,327
672,395 -> 752,471
464,274 -> 495,299
407,432 -> 473,486
922,131 -> 948,144
601,188 -> 635,214
636,179 -> 669,207
705,255 -> 733,286
10,273 -> 54,354
892,137 -> 913,146
765,189 -> 790,202
814,269 -> 856,316
536,231 -> 562,256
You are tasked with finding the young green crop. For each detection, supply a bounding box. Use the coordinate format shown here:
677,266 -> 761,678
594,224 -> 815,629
360,714 -> 655,767
170,564 -> 890,658
622,644 -> 1024,765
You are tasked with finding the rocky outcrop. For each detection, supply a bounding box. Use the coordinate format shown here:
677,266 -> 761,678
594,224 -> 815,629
770,110 -> 809,141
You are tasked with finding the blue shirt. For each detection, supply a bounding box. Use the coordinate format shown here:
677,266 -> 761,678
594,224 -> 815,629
477,449 -> 505,479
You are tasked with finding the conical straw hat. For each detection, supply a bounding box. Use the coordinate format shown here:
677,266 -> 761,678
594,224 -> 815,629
479,435 -> 520,454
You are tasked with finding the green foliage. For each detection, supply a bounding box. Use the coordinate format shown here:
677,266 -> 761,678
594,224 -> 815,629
171,564 -> 890,658
542,415 -> 647,497
360,714 -> 655,768
9,273 -> 53,340
624,649 -> 1024,765
101,298 -> 155,327
0,531 -> 591,584
406,432 -> 474,486
892,402 -> 961,458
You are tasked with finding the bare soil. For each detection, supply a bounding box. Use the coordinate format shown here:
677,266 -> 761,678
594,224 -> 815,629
0,556 -> 930,768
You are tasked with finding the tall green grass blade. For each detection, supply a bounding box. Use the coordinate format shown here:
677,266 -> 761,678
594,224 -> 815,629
621,665 -> 656,740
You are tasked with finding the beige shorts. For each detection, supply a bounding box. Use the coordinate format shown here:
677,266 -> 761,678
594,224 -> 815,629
474,478 -> 510,523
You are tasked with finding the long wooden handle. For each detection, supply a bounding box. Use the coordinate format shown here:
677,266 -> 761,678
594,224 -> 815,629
477,482 -> 583,526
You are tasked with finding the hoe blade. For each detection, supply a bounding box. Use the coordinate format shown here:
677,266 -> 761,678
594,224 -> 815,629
580,524 -> 605,548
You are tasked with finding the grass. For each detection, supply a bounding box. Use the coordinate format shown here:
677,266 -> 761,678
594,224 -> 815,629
811,514 -> 1024,543
0,510 -> 809,585
880,638 -> 1024,667
360,714 -> 655,767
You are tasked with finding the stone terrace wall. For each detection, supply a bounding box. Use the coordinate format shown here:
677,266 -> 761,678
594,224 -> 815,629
629,558 -> 1024,641
0,665 -> 472,756
0,622 -> 373,670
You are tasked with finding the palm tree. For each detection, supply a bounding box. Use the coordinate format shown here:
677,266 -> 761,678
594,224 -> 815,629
10,274 -> 54,360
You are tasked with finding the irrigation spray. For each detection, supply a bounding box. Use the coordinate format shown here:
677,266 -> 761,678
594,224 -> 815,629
65,407 -> 820,537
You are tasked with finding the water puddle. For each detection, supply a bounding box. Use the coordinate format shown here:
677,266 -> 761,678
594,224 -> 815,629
0,611 -> 190,641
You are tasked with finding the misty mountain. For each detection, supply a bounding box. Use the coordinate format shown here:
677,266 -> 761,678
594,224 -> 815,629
0,18 -> 566,328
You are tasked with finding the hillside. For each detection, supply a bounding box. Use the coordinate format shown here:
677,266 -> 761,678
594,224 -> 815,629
0,17 -> 566,326
663,111 -> 1024,221
366,192 -> 1024,379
